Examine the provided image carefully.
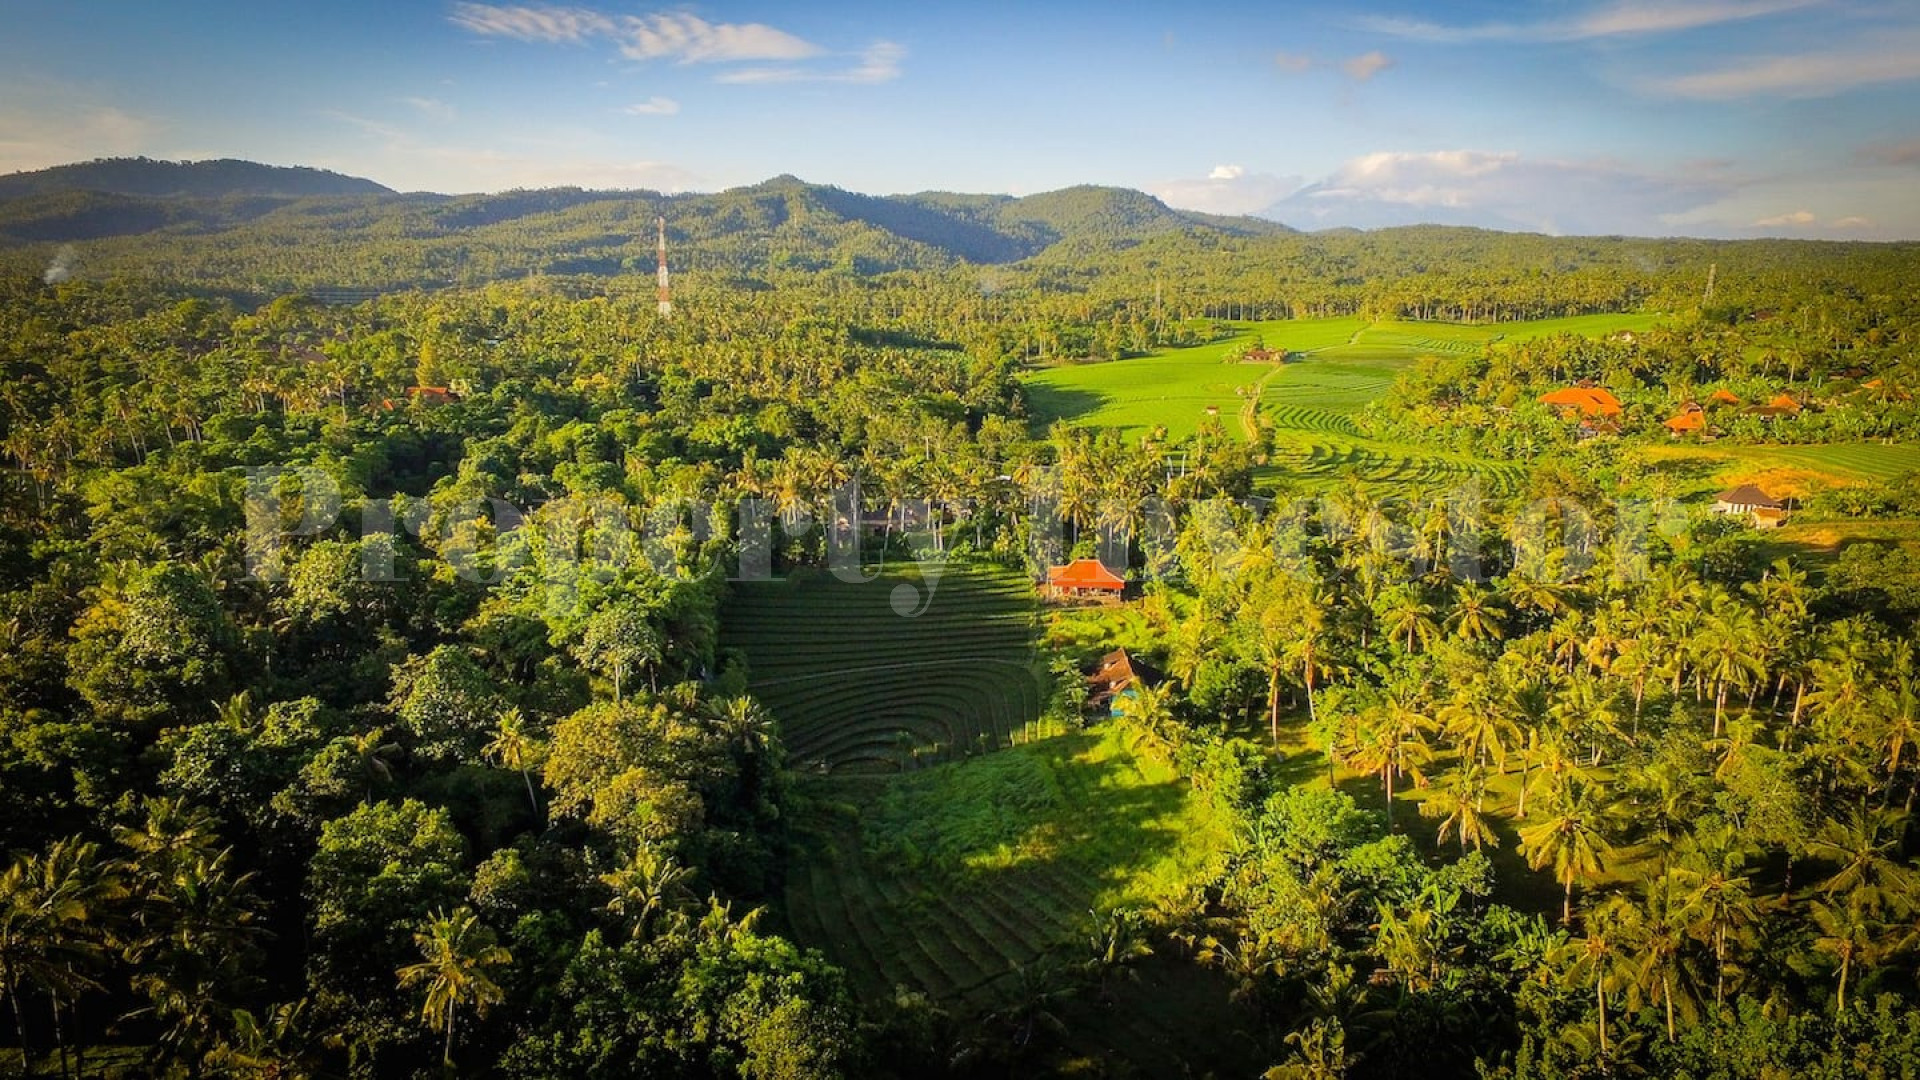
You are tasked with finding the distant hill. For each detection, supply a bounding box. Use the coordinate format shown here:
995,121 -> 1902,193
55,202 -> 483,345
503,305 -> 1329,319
0,159 -> 1289,288
0,158 -> 392,200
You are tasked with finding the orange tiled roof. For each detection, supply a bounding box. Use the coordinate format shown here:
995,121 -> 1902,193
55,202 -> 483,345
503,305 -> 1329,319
1047,558 -> 1126,590
1540,387 -> 1623,418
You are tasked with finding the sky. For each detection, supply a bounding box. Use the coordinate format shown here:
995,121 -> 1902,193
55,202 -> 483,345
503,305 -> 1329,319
1,0 -> 1917,238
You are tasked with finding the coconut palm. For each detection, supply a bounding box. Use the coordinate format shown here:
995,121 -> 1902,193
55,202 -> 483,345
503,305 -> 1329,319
1807,896 -> 1877,1013
395,907 -> 511,1066
1446,582 -> 1506,644
1807,805 -> 1916,917
1518,779 -> 1611,925
1345,693 -> 1433,828
1551,896 -> 1637,1057
1671,824 -> 1760,1007
1376,584 -> 1440,654
483,708 -> 545,815
1420,763 -> 1499,851
599,843 -> 694,941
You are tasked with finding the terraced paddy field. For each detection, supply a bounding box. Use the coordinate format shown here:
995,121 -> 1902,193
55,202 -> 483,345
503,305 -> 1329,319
720,564 -> 1045,773
724,565 -> 1250,1065
1026,312 -> 1659,495
780,730 -> 1229,1012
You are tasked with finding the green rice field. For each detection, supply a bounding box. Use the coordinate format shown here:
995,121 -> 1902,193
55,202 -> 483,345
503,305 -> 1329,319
1024,313 -> 1661,495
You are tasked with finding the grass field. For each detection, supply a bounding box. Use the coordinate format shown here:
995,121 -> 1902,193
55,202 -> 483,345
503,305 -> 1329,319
1634,440 -> 1920,501
720,564 -> 1046,773
1025,313 -> 1659,496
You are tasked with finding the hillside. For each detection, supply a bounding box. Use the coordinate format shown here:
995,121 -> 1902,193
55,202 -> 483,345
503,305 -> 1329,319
0,157 -> 392,200
0,158 -> 1291,286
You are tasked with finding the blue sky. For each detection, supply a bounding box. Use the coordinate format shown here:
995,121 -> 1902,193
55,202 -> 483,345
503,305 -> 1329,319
1,0 -> 1917,237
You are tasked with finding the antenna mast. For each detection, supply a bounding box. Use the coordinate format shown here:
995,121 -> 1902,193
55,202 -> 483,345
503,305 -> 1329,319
656,215 -> 672,317
1704,262 -> 1716,305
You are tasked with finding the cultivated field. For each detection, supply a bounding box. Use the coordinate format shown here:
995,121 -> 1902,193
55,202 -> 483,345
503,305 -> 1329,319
720,564 -> 1045,773
1025,313 -> 1660,495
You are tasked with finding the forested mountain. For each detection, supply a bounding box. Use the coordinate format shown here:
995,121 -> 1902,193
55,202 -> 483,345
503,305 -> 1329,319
0,159 -> 1292,285
0,157 -> 393,200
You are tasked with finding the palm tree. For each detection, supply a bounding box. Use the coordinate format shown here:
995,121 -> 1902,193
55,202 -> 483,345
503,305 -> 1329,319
1623,873 -> 1699,1044
1518,779 -> 1611,925
1692,599 -> 1766,737
1117,681 -> 1177,757
395,907 -> 511,1066
1671,824 -> 1759,1007
1551,896 -> 1637,1057
1807,805 -> 1916,917
1447,582 -> 1506,644
1807,897 -> 1877,1013
483,708 -> 545,815
1345,694 -> 1433,828
1377,584 -> 1439,654
599,843 -> 694,941
1420,763 -> 1498,851
349,727 -> 402,803
0,838 -> 127,1075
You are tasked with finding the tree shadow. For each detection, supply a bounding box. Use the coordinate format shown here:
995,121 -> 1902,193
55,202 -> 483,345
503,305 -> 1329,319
1022,383 -> 1108,429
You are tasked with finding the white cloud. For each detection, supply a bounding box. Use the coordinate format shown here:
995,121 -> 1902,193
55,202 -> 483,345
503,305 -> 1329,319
450,4 -> 820,63
714,41 -> 905,85
1359,0 -> 1822,44
1753,209 -> 1816,226
1653,35 -> 1920,98
621,96 -> 680,116
1273,51 -> 1313,73
1342,51 -> 1395,81
401,97 -> 457,122
1147,167 -> 1306,216
1266,149 -> 1733,235
1833,215 -> 1873,227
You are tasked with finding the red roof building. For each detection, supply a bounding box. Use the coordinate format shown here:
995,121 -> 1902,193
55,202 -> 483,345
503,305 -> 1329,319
1539,386 -> 1623,419
1663,404 -> 1705,435
1045,558 -> 1126,601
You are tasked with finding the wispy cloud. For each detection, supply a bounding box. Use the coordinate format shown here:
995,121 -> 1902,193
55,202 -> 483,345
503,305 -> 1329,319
450,4 -> 820,63
401,96 -> 457,122
1342,51 -> 1395,81
1147,165 -> 1306,216
1273,50 -> 1313,73
1265,148 -> 1734,235
1652,35 -> 1920,98
715,41 -> 905,85
320,107 -> 703,193
621,96 -> 680,116
1360,0 -> 1822,44
0,98 -> 156,173
1859,137 -> 1920,166
1753,209 -> 1815,225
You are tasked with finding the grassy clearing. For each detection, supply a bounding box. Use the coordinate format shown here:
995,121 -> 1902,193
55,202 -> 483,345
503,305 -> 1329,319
1633,441 -> 1920,501
720,564 -> 1045,773
780,726 -> 1231,1012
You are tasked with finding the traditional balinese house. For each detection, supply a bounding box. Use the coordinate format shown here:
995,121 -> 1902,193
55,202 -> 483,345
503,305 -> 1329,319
1713,484 -> 1789,526
1707,389 -> 1741,407
1664,402 -> 1706,436
1086,648 -> 1163,713
1746,393 -> 1803,419
1044,558 -> 1127,602
1539,386 -> 1624,420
